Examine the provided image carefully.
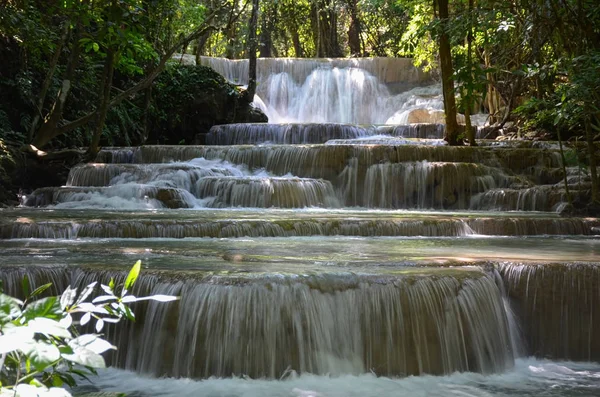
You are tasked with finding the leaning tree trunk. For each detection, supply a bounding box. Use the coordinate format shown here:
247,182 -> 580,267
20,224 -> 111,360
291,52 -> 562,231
28,21 -> 70,142
88,48 -> 116,155
436,0 -> 460,145
32,28 -> 82,149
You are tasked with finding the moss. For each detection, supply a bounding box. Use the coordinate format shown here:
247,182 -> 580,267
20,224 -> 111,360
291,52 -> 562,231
148,64 -> 267,145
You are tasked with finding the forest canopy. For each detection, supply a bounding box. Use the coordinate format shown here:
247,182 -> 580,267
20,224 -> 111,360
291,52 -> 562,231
0,0 -> 598,152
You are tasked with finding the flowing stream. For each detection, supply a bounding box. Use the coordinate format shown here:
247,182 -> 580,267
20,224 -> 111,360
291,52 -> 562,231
1,57 -> 599,396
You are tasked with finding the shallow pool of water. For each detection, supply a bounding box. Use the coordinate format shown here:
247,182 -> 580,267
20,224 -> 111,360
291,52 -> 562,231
79,358 -> 600,397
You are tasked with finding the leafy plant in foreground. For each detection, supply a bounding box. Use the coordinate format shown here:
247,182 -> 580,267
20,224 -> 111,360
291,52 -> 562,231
0,261 -> 178,397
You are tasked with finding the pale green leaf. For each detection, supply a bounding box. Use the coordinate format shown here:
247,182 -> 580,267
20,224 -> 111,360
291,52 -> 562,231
124,260 -> 141,291
60,286 -> 77,310
0,329 -> 34,354
0,293 -> 23,324
22,340 -> 61,371
22,297 -> 62,321
28,317 -> 72,338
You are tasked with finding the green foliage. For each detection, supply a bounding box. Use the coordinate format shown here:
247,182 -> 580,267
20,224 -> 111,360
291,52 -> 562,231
0,261 -> 178,397
513,97 -> 559,133
515,51 -> 600,137
148,63 -> 242,143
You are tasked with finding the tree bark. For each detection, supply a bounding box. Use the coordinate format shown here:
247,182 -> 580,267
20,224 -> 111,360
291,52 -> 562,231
465,0 -> 476,146
436,0 -> 460,145
585,116 -> 599,203
346,0 -> 361,56
311,0 -> 342,57
246,0 -> 260,101
31,6 -> 223,148
88,48 -> 116,155
28,20 -> 70,141
259,1 -> 275,58
32,0 -> 87,148
290,27 -> 303,57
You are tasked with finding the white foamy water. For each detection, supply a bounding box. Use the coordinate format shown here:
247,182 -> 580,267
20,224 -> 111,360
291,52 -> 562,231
256,69 -> 444,125
81,358 -> 600,397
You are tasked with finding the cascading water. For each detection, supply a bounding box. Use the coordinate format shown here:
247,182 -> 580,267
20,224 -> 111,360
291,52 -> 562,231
1,56 -> 600,396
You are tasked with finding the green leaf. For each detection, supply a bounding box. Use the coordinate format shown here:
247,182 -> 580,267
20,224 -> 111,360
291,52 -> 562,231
30,283 -> 53,299
28,317 -> 72,338
62,348 -> 106,368
0,327 -> 34,354
124,260 -> 141,291
62,335 -> 114,368
123,304 -> 135,321
92,42 -> 99,52
22,296 -> 62,321
132,295 -> 179,303
22,274 -> 30,298
76,282 -> 98,305
22,340 -> 61,371
60,286 -> 77,310
0,293 -> 23,324
52,373 -> 64,387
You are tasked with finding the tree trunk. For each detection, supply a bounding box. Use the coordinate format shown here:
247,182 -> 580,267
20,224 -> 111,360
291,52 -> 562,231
32,28 -> 82,148
31,9 -> 222,148
586,116 -> 599,203
311,0 -> 342,57
246,0 -> 260,101
436,0 -> 460,145
28,21 -> 70,142
225,1 -> 239,59
291,28 -> 303,57
346,0 -> 361,56
194,29 -> 213,64
465,0 -> 477,146
88,48 -> 116,155
259,2 -> 275,58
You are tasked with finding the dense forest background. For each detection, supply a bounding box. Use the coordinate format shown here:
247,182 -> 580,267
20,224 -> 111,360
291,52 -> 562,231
0,0 -> 599,203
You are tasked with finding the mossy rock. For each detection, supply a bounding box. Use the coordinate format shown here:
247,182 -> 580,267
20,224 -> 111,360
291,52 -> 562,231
148,64 -> 267,145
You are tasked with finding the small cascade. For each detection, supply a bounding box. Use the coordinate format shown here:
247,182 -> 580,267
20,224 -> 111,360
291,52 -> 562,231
470,186 -> 567,212
3,213 -> 598,239
374,124 -> 446,139
24,185 -> 197,209
358,161 -> 520,209
467,217 -> 598,235
67,160 -> 244,187
104,145 -> 563,175
207,123 -> 370,145
0,266 -> 515,378
196,176 -> 340,208
199,56 -> 429,87
499,263 -> 600,361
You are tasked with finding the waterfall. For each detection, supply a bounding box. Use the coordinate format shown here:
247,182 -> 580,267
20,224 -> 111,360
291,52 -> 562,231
499,263 -> 600,361
3,56 -> 600,392
199,56 -> 445,125
0,266 -> 518,379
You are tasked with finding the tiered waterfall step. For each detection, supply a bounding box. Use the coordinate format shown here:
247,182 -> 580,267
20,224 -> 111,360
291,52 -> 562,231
206,123 -> 454,145
3,209 -> 598,239
1,258 -> 600,376
92,144 -> 572,211
23,185 -> 197,209
0,263 -> 515,378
